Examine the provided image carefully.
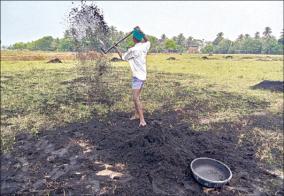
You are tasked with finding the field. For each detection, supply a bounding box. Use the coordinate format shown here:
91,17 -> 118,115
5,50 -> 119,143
1,51 -> 283,195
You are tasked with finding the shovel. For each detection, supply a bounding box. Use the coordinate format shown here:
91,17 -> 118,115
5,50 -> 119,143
100,31 -> 133,54
100,26 -> 143,54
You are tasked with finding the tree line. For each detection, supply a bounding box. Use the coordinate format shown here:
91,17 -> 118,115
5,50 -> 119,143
7,26 -> 283,55
202,27 -> 283,54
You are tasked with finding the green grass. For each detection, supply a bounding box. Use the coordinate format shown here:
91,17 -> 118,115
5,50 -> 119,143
1,50 -> 75,61
146,54 -> 283,113
1,53 -> 283,171
1,60 -> 75,72
147,54 -> 283,89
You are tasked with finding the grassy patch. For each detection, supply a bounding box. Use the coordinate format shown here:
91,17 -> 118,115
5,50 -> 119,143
1,50 -> 75,61
1,53 -> 283,170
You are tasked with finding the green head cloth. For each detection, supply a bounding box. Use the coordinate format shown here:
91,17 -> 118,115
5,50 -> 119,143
132,29 -> 144,41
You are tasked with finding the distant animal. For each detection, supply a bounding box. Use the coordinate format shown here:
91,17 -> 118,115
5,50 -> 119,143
201,56 -> 208,60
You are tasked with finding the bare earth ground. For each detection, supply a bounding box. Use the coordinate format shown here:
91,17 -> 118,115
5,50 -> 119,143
1,106 -> 283,195
1,59 -> 283,195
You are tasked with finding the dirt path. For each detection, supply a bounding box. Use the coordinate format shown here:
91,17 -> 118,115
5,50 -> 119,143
1,106 -> 283,195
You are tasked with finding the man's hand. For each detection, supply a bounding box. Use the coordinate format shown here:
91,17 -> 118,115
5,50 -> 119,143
113,45 -> 123,60
134,26 -> 144,35
134,26 -> 141,31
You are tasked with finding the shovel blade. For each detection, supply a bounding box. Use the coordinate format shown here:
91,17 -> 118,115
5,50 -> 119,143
100,47 -> 107,54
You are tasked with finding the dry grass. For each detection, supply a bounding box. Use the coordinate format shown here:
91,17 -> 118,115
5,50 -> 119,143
1,50 -> 76,61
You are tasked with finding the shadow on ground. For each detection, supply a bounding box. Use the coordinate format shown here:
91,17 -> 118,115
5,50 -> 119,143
251,80 -> 283,92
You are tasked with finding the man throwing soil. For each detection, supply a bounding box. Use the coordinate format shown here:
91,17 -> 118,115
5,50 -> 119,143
115,26 -> 150,127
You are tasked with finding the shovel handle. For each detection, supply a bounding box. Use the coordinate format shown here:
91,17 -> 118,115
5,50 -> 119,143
103,31 -> 133,54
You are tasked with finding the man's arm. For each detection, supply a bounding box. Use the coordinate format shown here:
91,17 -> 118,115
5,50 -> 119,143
113,45 -> 123,59
114,46 -> 136,61
142,33 -> 148,42
137,28 -> 150,50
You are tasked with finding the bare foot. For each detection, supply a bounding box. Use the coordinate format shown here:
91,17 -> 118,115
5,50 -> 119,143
130,115 -> 139,120
139,121 -> 147,127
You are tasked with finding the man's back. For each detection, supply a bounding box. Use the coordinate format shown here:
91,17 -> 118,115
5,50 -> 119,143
122,41 -> 151,80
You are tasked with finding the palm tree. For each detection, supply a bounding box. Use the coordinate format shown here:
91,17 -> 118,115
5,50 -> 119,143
263,27 -> 272,38
237,34 -> 244,40
159,34 -> 167,52
254,32 -> 260,39
186,36 -> 193,47
176,33 -> 186,51
160,34 -> 167,42
177,33 -> 186,44
278,29 -> 284,44
187,36 -> 193,41
217,32 -> 224,38
213,32 -> 224,45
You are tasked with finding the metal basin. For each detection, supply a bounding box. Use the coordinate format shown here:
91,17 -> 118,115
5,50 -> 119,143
190,157 -> 232,188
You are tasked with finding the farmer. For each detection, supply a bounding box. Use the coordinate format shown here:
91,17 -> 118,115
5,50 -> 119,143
115,26 -> 150,127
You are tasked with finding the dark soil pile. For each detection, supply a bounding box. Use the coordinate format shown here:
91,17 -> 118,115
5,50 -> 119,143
167,57 -> 176,60
1,109 -> 283,195
47,58 -> 62,63
110,57 -> 123,62
252,80 -> 283,92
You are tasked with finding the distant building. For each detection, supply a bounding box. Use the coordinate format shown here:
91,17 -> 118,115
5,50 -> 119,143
187,39 -> 204,53
187,45 -> 200,53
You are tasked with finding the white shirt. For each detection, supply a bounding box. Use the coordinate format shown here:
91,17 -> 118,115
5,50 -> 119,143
122,41 -> 151,80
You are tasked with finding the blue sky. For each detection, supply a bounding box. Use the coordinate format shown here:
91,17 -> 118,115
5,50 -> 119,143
1,1 -> 283,46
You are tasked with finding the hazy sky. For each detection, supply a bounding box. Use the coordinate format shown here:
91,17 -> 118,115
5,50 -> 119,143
1,1 -> 283,46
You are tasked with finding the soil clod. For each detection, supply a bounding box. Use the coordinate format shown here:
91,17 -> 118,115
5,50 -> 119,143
167,57 -> 176,60
47,58 -> 62,63
110,57 -> 123,62
252,80 -> 283,92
